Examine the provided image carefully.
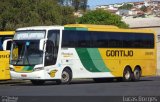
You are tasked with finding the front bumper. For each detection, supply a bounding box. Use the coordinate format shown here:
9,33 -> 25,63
10,70 -> 60,80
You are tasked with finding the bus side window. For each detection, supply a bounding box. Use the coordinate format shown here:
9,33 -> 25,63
45,40 -> 55,66
0,36 -> 3,50
0,42 -> 2,51
45,30 -> 60,66
0,36 -> 12,51
6,41 -> 12,50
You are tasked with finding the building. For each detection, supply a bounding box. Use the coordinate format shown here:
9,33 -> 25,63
96,0 -> 160,17
116,9 -> 133,16
96,5 -> 109,10
134,2 -> 145,8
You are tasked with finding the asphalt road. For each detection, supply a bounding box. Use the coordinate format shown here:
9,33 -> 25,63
0,77 -> 160,102
0,77 -> 160,96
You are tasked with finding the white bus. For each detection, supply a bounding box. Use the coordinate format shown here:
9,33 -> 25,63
4,24 -> 156,85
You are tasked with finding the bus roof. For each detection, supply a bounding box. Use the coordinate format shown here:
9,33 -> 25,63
65,24 -> 119,29
16,26 -> 64,31
0,31 -> 15,35
64,24 -> 156,34
15,24 -> 156,34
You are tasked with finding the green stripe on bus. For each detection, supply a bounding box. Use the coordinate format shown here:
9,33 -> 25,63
76,48 -> 110,72
64,27 -> 88,31
87,48 -> 110,72
22,66 -> 34,71
76,48 -> 101,72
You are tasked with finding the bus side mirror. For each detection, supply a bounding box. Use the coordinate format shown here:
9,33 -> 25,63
3,39 -> 12,51
39,39 -> 46,51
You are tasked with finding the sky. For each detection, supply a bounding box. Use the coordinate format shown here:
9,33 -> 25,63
88,0 -> 143,8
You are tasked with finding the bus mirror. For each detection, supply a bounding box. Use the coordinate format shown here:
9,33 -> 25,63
3,39 -> 12,51
39,39 -> 46,51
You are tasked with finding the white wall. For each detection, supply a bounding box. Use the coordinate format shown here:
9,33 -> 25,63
148,27 -> 160,76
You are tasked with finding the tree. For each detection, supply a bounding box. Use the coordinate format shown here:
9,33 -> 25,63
61,6 -> 76,25
80,0 -> 88,12
58,0 -> 88,12
72,0 -> 88,11
140,5 -> 147,12
0,0 -> 76,30
119,4 -> 133,10
58,0 -> 72,6
77,9 -> 129,28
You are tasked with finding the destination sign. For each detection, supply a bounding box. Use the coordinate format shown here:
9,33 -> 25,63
14,31 -> 45,40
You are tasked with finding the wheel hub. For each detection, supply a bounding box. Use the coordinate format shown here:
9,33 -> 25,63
125,71 -> 130,79
62,72 -> 69,82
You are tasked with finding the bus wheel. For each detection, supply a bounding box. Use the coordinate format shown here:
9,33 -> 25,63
133,68 -> 141,81
31,80 -> 45,85
56,68 -> 72,85
123,67 -> 132,82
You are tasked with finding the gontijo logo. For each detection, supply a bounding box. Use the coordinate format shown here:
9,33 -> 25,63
106,50 -> 133,57
49,70 -> 58,77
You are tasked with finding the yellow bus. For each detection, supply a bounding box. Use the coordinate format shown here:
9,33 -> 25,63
0,31 -> 14,80
7,24 -> 156,85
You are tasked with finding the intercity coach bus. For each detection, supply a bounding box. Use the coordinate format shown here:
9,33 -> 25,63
4,24 -> 156,85
0,31 -> 14,80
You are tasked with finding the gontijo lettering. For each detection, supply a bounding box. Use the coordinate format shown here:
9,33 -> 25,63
106,50 -> 133,57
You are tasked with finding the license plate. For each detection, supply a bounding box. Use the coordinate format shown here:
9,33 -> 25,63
21,74 -> 27,77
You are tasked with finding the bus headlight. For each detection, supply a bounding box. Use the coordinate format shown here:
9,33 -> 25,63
33,67 -> 44,71
10,67 -> 15,71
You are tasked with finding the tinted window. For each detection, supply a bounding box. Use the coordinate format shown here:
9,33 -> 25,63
62,30 -> 154,49
0,35 -> 13,51
45,30 -> 60,66
108,33 -> 123,48
91,32 -> 108,48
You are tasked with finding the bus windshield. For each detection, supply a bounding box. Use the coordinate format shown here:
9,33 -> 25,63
10,40 -> 43,65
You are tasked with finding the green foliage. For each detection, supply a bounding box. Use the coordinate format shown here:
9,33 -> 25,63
77,9 -> 129,28
0,0 -> 76,30
140,6 -> 147,12
119,4 -> 133,10
72,0 -> 88,12
61,6 -> 76,24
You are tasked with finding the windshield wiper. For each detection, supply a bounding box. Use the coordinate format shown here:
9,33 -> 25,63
24,44 -> 31,65
15,57 -> 23,65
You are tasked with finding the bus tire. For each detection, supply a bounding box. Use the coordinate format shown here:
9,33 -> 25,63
56,68 -> 72,85
132,67 -> 141,81
123,67 -> 132,82
31,80 -> 45,85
